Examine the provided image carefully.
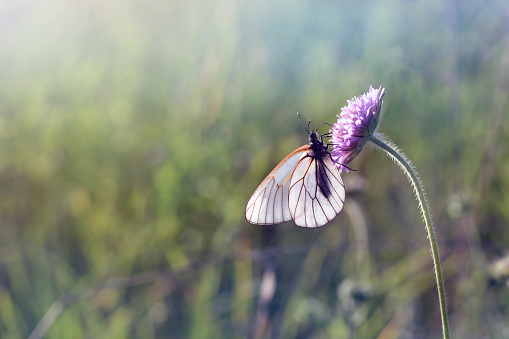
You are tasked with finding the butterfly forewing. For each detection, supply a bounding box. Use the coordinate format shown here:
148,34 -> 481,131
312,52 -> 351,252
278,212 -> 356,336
245,146 -> 308,225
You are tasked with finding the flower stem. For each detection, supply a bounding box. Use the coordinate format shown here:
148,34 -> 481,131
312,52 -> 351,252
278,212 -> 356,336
369,132 -> 449,339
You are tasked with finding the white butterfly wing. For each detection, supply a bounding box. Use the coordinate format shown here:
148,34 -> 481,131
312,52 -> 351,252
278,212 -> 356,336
289,153 -> 345,227
245,146 -> 308,225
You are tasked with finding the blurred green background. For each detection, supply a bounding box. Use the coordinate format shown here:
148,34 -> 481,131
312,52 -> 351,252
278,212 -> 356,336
1,0 -> 508,338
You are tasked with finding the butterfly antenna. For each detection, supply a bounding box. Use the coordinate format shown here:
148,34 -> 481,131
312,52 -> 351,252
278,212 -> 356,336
297,112 -> 310,133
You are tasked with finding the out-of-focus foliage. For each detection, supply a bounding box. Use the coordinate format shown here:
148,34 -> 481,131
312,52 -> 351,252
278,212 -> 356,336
0,0 -> 508,338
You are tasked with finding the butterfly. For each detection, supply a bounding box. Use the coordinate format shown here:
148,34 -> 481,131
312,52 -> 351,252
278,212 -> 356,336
245,116 -> 346,228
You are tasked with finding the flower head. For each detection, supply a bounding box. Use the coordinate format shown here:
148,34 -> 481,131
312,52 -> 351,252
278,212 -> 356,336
330,86 -> 385,172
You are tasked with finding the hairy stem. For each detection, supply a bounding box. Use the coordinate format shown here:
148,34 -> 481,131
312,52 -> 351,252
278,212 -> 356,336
369,132 -> 449,339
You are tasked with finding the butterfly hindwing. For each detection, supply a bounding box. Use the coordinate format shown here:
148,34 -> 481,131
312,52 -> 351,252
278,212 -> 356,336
289,151 -> 345,228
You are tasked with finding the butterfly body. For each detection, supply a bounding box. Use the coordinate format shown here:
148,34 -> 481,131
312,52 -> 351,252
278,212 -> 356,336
307,131 -> 334,197
246,130 -> 345,228
307,131 -> 325,156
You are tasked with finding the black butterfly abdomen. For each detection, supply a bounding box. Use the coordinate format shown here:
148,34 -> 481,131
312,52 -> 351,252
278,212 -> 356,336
309,132 -> 332,198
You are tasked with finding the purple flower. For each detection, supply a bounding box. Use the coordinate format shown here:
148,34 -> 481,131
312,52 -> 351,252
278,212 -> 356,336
330,86 -> 385,172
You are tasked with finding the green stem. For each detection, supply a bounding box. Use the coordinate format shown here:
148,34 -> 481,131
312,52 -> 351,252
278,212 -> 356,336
369,132 -> 449,339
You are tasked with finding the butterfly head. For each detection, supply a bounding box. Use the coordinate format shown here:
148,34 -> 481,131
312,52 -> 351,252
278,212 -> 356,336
308,130 -> 329,157
309,130 -> 320,144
